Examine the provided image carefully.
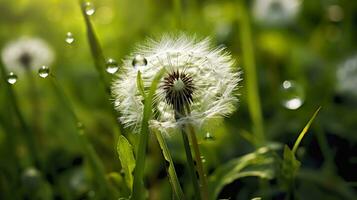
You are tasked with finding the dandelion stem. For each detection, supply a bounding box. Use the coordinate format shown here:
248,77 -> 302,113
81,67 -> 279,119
152,128 -> 185,199
0,62 -> 40,168
237,1 -> 265,146
48,74 -> 115,199
180,125 -> 202,200
186,124 -> 209,200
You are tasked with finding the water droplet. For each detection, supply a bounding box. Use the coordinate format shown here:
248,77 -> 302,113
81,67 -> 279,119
38,65 -> 50,78
84,2 -> 95,16
280,80 -> 305,110
132,55 -> 148,68
204,132 -> 215,141
65,32 -> 74,44
200,156 -> 206,163
106,58 -> 119,74
7,72 -> 17,85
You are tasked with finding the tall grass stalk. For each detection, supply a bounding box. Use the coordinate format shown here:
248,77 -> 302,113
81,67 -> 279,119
0,62 -> 40,168
78,0 -> 123,139
237,1 -> 265,146
132,68 -> 166,200
48,74 -> 115,199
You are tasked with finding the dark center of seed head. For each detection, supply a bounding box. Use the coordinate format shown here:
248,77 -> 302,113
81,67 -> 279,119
19,52 -> 32,69
162,70 -> 195,112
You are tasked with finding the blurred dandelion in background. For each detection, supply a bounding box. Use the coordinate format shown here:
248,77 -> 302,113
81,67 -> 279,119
252,0 -> 301,26
1,37 -> 54,73
337,55 -> 357,97
112,34 -> 241,133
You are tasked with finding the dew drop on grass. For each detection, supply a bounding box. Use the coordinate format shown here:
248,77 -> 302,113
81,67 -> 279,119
38,65 -> 50,78
7,72 -> 17,85
204,132 -> 215,141
132,55 -> 148,68
65,32 -> 74,44
84,2 -> 95,16
106,58 -> 119,74
280,80 -> 305,110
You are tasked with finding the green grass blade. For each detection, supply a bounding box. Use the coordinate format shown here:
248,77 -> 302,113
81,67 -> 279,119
78,0 -> 109,88
152,128 -> 185,199
237,1 -> 265,146
131,68 -> 166,200
292,107 -> 322,154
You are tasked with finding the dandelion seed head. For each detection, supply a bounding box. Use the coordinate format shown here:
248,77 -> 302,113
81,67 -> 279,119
1,37 -> 54,72
112,34 -> 241,134
252,0 -> 301,27
337,55 -> 357,96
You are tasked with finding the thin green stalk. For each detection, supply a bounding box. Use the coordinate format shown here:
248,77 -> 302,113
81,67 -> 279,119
292,107 -> 321,154
132,68 -> 166,200
78,0 -> 123,139
152,128 -> 185,199
48,74 -> 114,199
180,126 -> 201,200
186,124 -> 209,200
237,1 -> 265,146
0,62 -> 40,168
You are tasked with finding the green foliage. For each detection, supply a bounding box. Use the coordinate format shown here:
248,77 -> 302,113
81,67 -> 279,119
117,135 -> 135,194
209,145 -> 279,199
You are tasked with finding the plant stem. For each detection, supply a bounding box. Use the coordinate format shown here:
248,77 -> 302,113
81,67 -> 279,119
237,1 -> 265,147
48,74 -> 114,199
186,124 -> 209,200
180,125 -> 201,200
152,128 -> 185,199
0,62 -> 40,168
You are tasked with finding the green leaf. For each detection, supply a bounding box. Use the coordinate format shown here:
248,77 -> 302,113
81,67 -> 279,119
281,145 -> 301,184
117,136 -> 136,192
209,145 -> 280,200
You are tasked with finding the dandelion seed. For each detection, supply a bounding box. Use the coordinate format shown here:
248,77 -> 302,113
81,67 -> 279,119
112,34 -> 241,133
1,37 -> 54,73
252,0 -> 301,27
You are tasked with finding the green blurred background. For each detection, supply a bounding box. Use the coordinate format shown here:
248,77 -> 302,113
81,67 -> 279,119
0,0 -> 356,199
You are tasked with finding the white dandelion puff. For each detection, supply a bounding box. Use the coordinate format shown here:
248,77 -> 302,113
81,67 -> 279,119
337,55 -> 357,96
112,34 -> 241,134
252,0 -> 301,27
1,37 -> 54,72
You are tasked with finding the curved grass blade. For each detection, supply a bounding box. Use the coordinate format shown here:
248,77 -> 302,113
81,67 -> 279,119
209,145 -> 279,199
152,128 -> 185,199
292,106 -> 322,154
